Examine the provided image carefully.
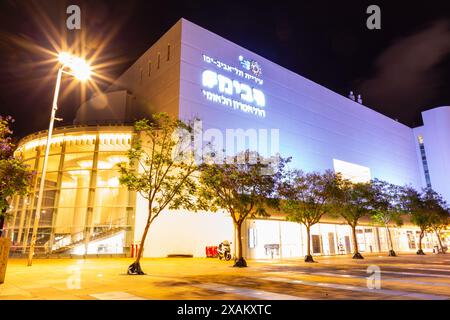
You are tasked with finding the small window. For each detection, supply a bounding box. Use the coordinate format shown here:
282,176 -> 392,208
148,61 -> 152,76
167,44 -> 171,61
417,135 -> 424,144
157,52 -> 160,69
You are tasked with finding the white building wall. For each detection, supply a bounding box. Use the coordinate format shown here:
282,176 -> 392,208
134,193 -> 233,257
413,106 -> 450,202
74,19 -> 448,258
178,19 -> 422,188
244,218 -> 440,260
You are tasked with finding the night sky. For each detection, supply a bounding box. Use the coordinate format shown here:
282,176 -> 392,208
0,0 -> 449,139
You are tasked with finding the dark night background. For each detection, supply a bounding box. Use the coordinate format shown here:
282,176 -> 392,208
0,0 -> 449,139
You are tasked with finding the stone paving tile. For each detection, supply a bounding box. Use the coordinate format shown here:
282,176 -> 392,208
1,253 -> 450,300
263,270 -> 450,296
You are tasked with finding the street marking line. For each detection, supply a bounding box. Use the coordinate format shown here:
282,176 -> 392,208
264,270 -> 450,288
355,269 -> 450,279
400,267 -> 450,273
90,291 -> 146,300
193,283 -> 309,300
262,277 -> 449,300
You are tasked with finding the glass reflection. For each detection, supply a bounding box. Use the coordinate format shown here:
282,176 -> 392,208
8,129 -> 134,255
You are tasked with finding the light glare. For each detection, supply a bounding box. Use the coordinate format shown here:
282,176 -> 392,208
58,51 -> 92,81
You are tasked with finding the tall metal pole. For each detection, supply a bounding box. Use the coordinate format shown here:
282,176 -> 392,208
27,67 -> 63,266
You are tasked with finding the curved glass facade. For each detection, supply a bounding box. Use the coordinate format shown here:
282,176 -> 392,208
7,125 -> 135,256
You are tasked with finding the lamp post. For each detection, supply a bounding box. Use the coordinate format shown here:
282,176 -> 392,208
27,52 -> 91,266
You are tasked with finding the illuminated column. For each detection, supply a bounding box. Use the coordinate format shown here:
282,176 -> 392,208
16,197 -> 29,246
83,133 -> 99,253
22,147 -> 42,253
124,136 -> 138,257
48,142 -> 66,251
71,176 -> 88,243
278,221 -> 283,259
374,227 -> 382,252
4,196 -> 20,240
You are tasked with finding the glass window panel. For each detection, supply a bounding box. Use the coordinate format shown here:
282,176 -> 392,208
36,172 -> 59,190
15,196 -> 23,210
63,152 -> 94,171
58,188 -> 89,208
97,152 -> 129,169
38,208 -> 54,227
23,158 -> 37,169
94,186 -> 129,207
60,171 -> 91,188
65,139 -> 95,153
36,154 -> 61,172
20,148 -> 37,160
96,169 -> 120,185
92,207 -> 128,230
54,207 -> 87,236
41,189 -> 58,208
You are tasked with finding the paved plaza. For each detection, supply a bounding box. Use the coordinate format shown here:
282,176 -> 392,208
1,253 -> 450,300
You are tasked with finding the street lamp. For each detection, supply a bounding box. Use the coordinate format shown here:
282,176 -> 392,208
27,52 -> 91,266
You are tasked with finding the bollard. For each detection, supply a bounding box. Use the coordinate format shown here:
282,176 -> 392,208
0,238 -> 11,284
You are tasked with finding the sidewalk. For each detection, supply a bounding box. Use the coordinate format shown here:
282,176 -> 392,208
1,253 -> 449,300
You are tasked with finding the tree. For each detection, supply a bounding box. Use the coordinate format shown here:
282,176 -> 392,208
278,170 -> 339,262
118,113 -> 198,275
401,187 -> 433,255
197,151 -> 287,267
0,116 -> 32,236
370,179 -> 403,257
424,189 -> 449,253
331,178 -> 373,259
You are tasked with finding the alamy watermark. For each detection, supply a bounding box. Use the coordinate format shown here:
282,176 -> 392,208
366,5 -> 381,30
366,265 -> 381,289
173,120 -> 281,172
66,5 -> 81,30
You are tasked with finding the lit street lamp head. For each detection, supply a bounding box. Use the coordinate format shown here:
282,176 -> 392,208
58,51 -> 92,81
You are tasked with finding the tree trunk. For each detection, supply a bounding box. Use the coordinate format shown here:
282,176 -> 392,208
435,229 -> 445,254
417,229 -> 425,255
0,237 -> 11,284
0,215 -> 4,237
127,216 -> 152,275
233,221 -> 247,267
304,225 -> 314,262
386,226 -> 396,257
351,224 -> 363,259
0,208 -> 6,237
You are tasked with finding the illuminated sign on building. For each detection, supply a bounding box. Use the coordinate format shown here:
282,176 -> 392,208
202,54 -> 266,117
239,55 -> 262,77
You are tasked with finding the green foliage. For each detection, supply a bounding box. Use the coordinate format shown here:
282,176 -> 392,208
118,113 -> 198,223
400,187 -> 449,233
197,151 -> 288,226
278,169 -> 340,228
331,177 -> 374,227
0,116 -> 32,216
370,179 -> 403,227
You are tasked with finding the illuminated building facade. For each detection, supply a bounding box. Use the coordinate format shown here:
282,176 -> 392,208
6,19 -> 449,258
9,126 -> 135,255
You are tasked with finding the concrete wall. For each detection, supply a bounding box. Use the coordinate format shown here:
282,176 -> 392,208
74,90 -> 130,124
75,18 -> 426,189
413,106 -> 450,202
134,193 -> 233,258
107,20 -> 183,119
178,19 -> 422,188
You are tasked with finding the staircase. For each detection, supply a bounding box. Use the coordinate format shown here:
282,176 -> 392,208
51,218 -> 130,254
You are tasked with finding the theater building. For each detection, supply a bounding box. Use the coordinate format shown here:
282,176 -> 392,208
6,19 -> 449,258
